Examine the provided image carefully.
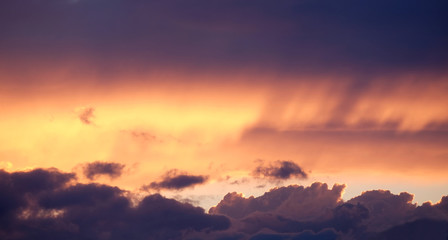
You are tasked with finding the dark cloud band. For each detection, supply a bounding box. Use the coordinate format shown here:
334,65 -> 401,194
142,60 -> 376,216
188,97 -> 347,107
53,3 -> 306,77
0,168 -> 229,240
144,169 -> 208,191
1,0 -> 447,75
1,168 -> 447,239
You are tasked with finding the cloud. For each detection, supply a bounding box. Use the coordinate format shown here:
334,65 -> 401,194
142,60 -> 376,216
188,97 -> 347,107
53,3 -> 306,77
0,168 -> 230,240
235,203 -> 368,236
143,169 -> 208,191
253,160 -> 307,181
210,183 -> 344,221
38,183 -> 123,209
2,167 -> 448,240
82,161 -> 125,180
209,183 -> 448,239
249,229 -> 340,240
0,168 -> 75,228
373,218 -> 448,240
415,196 -> 448,221
129,131 -> 158,142
77,107 -> 95,125
1,0 -> 447,75
347,190 -> 417,232
229,177 -> 250,185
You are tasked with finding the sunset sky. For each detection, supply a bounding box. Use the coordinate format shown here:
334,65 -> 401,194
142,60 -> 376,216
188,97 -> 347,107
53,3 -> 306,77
1,0 -> 448,239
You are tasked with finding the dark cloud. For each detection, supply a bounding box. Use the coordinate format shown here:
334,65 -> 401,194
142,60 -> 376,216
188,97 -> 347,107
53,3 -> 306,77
0,0 -> 447,76
0,168 -> 75,227
249,229 -> 340,240
5,168 -> 75,193
0,168 -> 230,240
144,169 -> 208,191
38,183 -> 124,209
210,183 -> 344,220
253,160 -> 307,180
77,107 -> 95,125
1,167 -> 447,240
348,190 -> 417,232
371,218 -> 448,240
209,184 -> 448,240
83,161 -> 125,180
136,194 -> 229,232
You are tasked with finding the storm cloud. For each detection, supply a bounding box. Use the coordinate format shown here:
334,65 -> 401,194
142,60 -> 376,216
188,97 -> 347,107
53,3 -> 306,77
208,183 -> 448,240
83,161 -> 125,180
0,168 -> 230,240
1,167 -> 448,239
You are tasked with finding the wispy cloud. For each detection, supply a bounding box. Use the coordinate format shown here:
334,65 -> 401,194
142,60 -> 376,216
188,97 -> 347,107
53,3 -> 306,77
77,107 -> 95,125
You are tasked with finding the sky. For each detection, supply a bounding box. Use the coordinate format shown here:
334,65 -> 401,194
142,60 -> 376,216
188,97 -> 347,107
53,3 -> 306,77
1,0 -> 448,239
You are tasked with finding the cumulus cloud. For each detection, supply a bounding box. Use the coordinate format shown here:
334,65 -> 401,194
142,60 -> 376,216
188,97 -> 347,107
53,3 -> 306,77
0,168 -> 230,240
348,190 -> 417,232
209,183 -> 448,240
415,196 -> 448,221
77,107 -> 95,125
253,160 -> 307,181
210,183 -> 344,221
143,169 -> 208,191
2,167 -> 448,240
82,161 -> 125,180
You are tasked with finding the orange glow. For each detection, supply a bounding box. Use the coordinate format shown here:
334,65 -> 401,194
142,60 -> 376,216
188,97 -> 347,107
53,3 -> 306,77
1,68 -> 448,200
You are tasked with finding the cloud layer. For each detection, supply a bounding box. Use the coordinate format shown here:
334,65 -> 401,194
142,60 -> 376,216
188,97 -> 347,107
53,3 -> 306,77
1,0 -> 447,75
0,2 -> 447,239
208,182 -> 448,240
0,168 -> 229,240
1,167 -> 448,239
